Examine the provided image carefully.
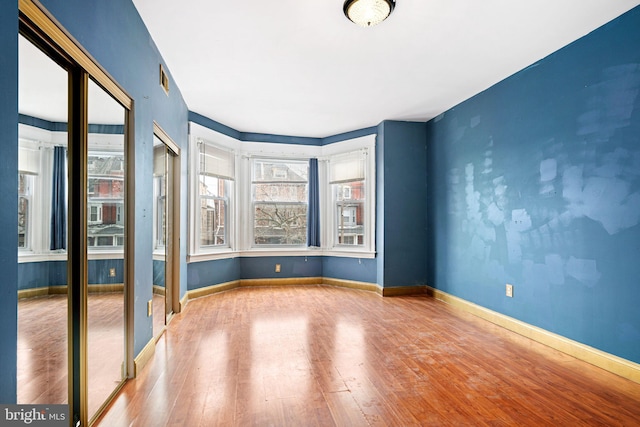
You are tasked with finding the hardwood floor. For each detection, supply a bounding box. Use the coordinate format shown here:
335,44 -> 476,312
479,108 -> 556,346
18,292 -> 125,418
95,285 -> 640,426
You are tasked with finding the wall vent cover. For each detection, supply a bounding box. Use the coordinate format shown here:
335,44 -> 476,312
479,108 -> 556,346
159,63 -> 169,95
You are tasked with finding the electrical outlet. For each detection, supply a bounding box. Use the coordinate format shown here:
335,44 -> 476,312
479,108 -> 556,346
275,264 -> 281,273
147,300 -> 153,317
506,284 -> 514,298
109,267 -> 116,277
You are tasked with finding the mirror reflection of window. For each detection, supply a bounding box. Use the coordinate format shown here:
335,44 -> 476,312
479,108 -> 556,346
18,173 -> 32,249
87,151 -> 125,247
17,32 -> 69,406
86,77 -> 127,421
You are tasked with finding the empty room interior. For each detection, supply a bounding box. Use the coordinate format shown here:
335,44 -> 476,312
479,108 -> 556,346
3,0 -> 640,425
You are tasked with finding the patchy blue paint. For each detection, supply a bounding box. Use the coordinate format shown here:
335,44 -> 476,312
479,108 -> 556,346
427,6 -> 640,363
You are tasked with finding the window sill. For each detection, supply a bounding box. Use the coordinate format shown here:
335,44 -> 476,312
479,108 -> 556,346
187,247 -> 376,263
188,249 -> 238,263
18,250 -> 125,263
18,252 -> 66,263
324,249 -> 376,259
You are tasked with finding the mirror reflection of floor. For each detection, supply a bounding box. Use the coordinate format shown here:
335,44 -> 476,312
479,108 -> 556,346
17,292 -> 124,418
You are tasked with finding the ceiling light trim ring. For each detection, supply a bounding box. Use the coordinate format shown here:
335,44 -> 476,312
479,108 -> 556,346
343,0 -> 396,27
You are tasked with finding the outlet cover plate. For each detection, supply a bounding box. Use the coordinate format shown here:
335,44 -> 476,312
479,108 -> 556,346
506,284 -> 514,298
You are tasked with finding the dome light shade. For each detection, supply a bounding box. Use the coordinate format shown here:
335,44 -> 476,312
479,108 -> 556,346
343,0 -> 395,27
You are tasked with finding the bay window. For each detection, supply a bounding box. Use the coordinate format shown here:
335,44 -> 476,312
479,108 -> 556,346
188,124 -> 375,258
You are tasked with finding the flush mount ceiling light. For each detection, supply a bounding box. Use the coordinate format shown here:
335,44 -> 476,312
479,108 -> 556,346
343,0 -> 395,27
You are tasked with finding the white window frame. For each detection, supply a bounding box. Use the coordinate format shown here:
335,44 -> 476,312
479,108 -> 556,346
199,177 -> 231,247
187,123 -> 376,262
188,123 -> 238,261
18,126 -> 59,260
250,157 -> 309,248
320,136 -> 376,256
18,173 -> 34,251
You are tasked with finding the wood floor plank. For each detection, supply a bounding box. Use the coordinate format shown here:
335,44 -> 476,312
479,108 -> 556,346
82,285 -> 640,426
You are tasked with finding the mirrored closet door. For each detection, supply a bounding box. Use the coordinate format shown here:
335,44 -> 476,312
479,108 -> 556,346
18,3 -> 134,424
152,129 -> 179,339
17,32 -> 70,407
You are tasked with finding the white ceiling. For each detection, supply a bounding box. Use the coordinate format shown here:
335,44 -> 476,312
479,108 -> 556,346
130,0 -> 640,138
18,1 -> 640,136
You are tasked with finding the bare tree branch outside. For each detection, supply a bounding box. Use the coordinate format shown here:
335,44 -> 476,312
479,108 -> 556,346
253,160 -> 308,245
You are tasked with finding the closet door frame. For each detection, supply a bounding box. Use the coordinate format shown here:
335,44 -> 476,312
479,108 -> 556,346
19,1 -> 135,425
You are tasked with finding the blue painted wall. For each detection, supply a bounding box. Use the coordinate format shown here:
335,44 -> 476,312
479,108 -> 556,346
426,7 -> 640,363
0,0 -> 18,403
88,259 -> 125,285
240,256 -> 323,280
186,255 -> 377,290
187,256 -> 323,287
18,261 -> 65,290
322,257 -> 377,283
187,257 -> 241,290
376,120 -> 429,288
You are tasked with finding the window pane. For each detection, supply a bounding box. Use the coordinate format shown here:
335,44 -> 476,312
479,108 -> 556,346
18,196 -> 29,249
254,203 -> 307,245
252,159 -> 308,246
199,175 -> 228,247
87,152 -> 124,247
18,174 -> 31,249
200,197 -> 226,246
254,182 -> 308,202
252,160 -> 308,182
97,236 -> 113,246
334,180 -> 365,246
199,175 -> 224,198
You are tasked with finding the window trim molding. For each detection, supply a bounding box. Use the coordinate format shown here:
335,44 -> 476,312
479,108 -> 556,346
189,123 -> 239,255
188,123 -> 376,260
321,136 -> 376,254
